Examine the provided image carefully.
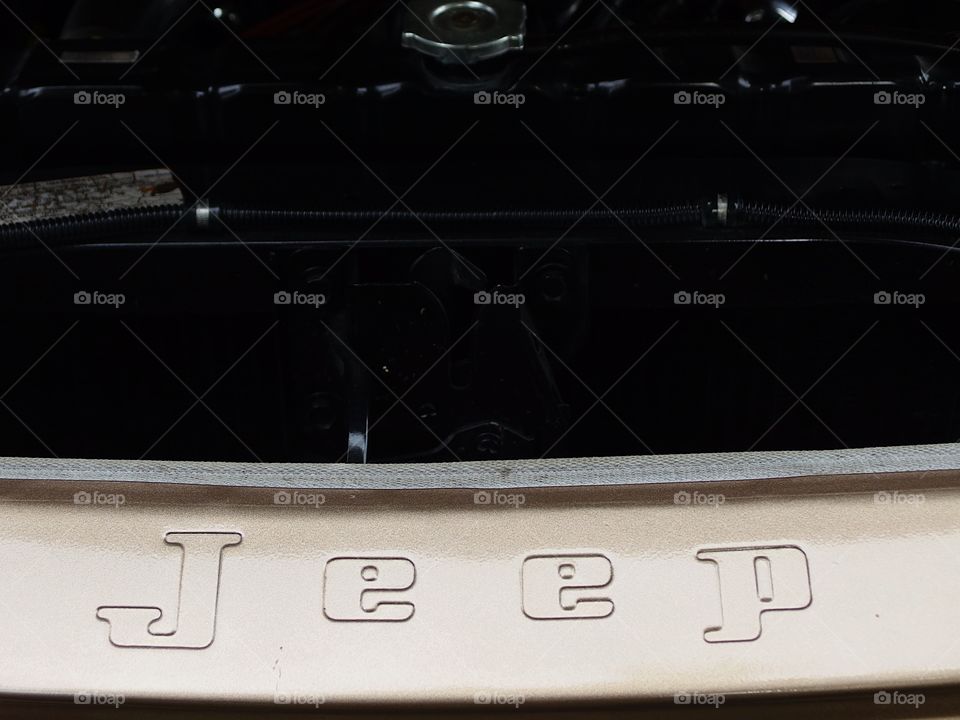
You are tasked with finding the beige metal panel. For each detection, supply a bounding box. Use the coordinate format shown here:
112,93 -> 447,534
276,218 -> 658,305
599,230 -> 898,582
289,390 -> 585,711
0,469 -> 957,715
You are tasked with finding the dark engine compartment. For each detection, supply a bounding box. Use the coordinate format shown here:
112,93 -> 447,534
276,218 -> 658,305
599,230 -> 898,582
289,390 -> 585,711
1,0 -> 960,463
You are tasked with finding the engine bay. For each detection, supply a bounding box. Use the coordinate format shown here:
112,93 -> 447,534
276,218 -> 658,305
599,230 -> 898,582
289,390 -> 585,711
1,0 -> 959,462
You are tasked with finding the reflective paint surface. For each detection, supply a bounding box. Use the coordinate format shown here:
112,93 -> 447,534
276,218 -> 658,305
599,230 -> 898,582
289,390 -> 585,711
0,468 -> 958,710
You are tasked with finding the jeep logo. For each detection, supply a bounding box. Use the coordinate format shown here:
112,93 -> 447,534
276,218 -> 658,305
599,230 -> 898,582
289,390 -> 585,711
97,532 -> 241,648
96,536 -> 811,647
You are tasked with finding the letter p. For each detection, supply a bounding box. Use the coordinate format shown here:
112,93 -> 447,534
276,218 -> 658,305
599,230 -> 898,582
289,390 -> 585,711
697,545 -> 811,642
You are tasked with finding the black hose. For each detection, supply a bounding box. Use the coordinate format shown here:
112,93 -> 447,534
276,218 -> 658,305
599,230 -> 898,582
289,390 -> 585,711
0,205 -> 190,249
0,203 -> 705,247
732,200 -> 960,234
219,204 -> 705,227
0,200 -> 959,249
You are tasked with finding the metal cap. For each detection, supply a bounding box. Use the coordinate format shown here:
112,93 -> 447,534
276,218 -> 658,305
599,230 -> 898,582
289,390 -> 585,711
401,0 -> 526,65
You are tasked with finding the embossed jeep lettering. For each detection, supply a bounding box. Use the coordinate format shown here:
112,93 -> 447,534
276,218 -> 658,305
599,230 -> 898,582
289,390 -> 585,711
697,545 -> 812,642
96,538 -> 811,648
97,532 -> 241,648
323,557 -> 416,621
521,554 -> 614,619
